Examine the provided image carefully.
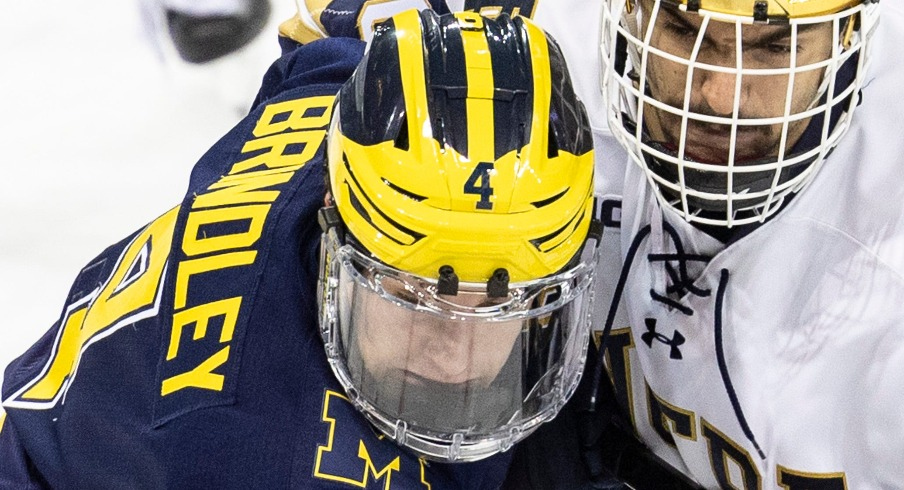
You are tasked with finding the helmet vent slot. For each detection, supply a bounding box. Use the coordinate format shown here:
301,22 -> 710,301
394,115 -> 410,150
531,188 -> 569,208
382,178 -> 427,202
547,120 -> 560,158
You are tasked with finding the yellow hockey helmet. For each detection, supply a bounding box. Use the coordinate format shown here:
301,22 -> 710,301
327,9 -> 595,283
319,9 -> 599,463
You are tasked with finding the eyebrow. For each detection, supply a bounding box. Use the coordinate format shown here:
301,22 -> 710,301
658,3 -> 822,46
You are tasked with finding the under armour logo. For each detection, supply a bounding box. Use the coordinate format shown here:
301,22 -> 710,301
641,318 -> 685,360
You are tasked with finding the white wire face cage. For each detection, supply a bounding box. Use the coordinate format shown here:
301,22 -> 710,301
600,0 -> 880,227
316,228 -> 597,462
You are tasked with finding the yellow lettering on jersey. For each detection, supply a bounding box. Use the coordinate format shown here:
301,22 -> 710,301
418,459 -> 432,490
162,94 -> 335,398
181,204 -> 271,256
20,304 -> 89,401
173,251 -> 257,310
233,95 -> 334,174
192,166 -> 301,209
0,409 -> 7,435
160,346 -> 230,396
253,96 -> 334,136
166,297 -> 242,360
230,129 -> 327,174
9,207 -> 178,407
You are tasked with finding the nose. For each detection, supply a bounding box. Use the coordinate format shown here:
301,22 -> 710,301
416,323 -> 476,384
696,69 -> 744,116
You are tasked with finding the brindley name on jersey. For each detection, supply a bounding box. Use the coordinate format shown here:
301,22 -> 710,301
0,37 -> 511,489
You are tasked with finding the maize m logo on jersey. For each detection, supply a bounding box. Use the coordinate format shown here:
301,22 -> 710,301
314,390 -> 433,489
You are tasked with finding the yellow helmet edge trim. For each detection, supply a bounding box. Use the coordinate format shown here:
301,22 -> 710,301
633,0 -> 867,19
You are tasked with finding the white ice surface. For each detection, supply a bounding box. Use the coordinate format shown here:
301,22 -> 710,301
0,1 -> 295,392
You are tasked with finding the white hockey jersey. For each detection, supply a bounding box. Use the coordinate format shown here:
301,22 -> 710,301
534,2 -> 904,488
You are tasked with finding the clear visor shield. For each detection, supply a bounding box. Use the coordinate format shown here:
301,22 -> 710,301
601,0 -> 878,226
318,229 -> 596,462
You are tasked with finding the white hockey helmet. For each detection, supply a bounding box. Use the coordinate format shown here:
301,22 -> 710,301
600,0 -> 880,226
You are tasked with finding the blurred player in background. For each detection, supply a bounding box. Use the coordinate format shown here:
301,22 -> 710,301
140,0 -> 272,63
0,4 -> 601,487
139,0 -> 286,114
506,0 -> 904,488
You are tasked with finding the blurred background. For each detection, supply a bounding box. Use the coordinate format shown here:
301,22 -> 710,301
0,0 -> 295,389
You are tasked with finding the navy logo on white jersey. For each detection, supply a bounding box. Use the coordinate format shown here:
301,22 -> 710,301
640,318 -> 684,360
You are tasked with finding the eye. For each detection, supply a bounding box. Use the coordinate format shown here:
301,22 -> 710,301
663,20 -> 697,39
766,43 -> 794,54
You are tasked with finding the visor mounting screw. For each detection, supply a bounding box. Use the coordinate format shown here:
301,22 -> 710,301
437,265 -> 459,296
487,268 -> 510,298
318,206 -> 342,232
686,0 -> 701,13
753,1 -> 769,22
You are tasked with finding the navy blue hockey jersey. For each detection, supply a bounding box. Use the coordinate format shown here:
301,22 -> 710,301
0,37 -> 512,489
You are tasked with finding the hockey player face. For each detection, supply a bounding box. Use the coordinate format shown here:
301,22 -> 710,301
353,277 -> 523,387
637,0 -> 835,164
336,275 -> 526,431
320,220 -> 597,453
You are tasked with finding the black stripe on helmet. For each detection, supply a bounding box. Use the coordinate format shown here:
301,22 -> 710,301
529,208 -> 586,252
489,14 -> 534,161
343,155 -> 425,245
547,34 -> 593,156
337,18 -> 406,146
424,11 -> 470,158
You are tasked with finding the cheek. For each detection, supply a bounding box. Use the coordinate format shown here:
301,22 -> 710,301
740,74 -> 794,116
641,57 -> 688,141
646,54 -> 687,103
473,322 -> 523,376
769,67 -> 828,142
788,68 -> 827,112
355,298 -> 414,374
